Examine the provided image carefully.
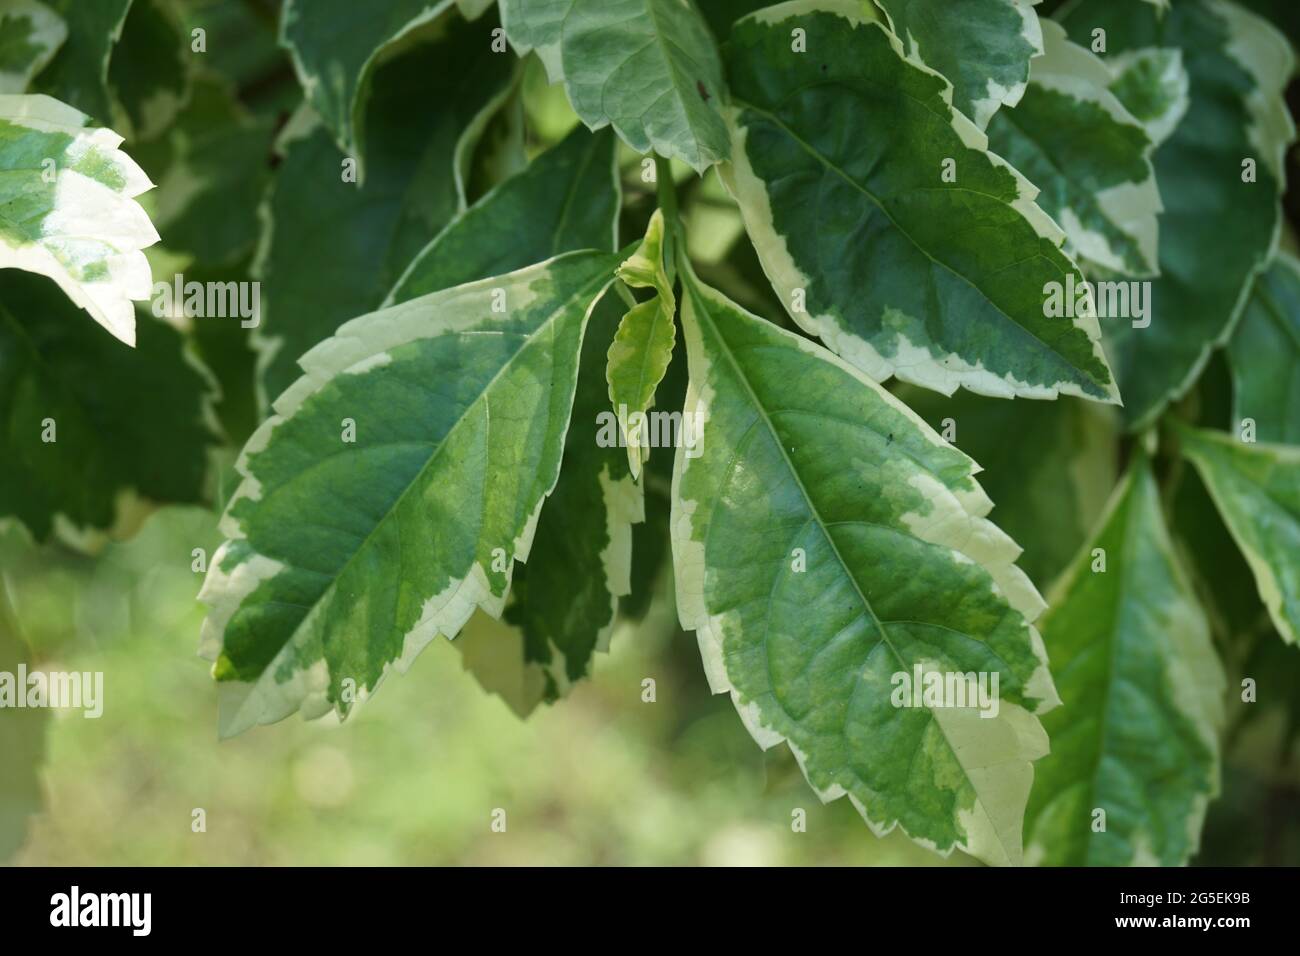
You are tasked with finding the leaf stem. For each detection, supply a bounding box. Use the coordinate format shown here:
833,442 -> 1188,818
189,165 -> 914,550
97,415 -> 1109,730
654,154 -> 679,285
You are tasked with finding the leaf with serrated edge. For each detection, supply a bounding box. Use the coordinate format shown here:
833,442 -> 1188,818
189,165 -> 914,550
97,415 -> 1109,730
722,1 -> 1117,403
1178,426 -> 1300,646
1061,0 -> 1296,430
0,0 -> 66,94
987,21 -> 1161,278
671,259 -> 1058,867
1228,252 -> 1300,444
199,250 -> 620,737
500,0 -> 729,173
873,0 -> 1043,130
1024,455 -> 1223,866
0,94 -> 157,345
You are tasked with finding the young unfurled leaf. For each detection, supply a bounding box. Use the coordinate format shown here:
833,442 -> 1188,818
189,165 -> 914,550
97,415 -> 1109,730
1024,455 -> 1223,866
1228,253 -> 1300,445
1061,0 -> 1295,430
607,209 -> 676,478
987,21 -> 1160,278
30,0 -> 129,124
723,2 -> 1118,403
198,250 -> 620,737
0,94 -> 158,346
874,0 -> 1043,129
1178,426 -> 1300,646
1107,47 -> 1189,148
385,124 -> 619,305
280,0 -> 454,173
672,261 -> 1059,867
0,0 -> 66,94
0,271 -> 216,541
255,21 -> 515,402
499,0 -> 729,173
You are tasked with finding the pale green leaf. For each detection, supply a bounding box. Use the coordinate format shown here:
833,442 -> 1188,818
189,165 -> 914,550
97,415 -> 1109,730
672,261 -> 1059,867
0,0 -> 65,94
0,93 -> 158,345
873,0 -> 1043,129
1227,252 -> 1300,444
722,1 -> 1117,402
199,250 -> 620,737
987,21 -> 1161,278
1178,425 -> 1300,646
30,0 -> 129,124
499,0 -> 729,172
1024,455 -> 1223,866
1061,0 -> 1296,430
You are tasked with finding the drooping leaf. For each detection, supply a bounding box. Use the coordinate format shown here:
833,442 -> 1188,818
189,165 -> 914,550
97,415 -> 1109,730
1061,0 -> 1296,430
1227,252 -> 1300,444
986,20 -> 1160,278
385,123 -> 618,305
499,0 -> 729,172
0,270 -> 216,541
280,0 -> 453,171
1178,425 -> 1300,646
255,19 -> 515,401
671,260 -> 1059,867
722,1 -> 1118,402
107,0 -> 189,141
0,93 -> 158,346
0,580 -> 47,861
198,250 -> 620,737
873,0 -> 1043,129
1107,47 -> 1189,148
0,0 -> 65,94
897,385 -> 1119,589
1024,455 -> 1224,866
30,0 -> 130,124
607,208 -> 676,478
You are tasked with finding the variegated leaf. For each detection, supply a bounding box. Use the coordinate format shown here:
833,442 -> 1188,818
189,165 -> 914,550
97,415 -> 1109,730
0,0 -> 65,94
1107,47 -> 1189,148
1228,252 -> 1300,444
107,0 -> 189,141
30,0 -> 129,124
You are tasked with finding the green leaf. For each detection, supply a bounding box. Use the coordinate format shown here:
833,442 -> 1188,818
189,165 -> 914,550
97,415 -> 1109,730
0,581 -> 47,861
499,0 -> 729,172
31,0 -> 130,124
1024,455 -> 1224,866
0,0 -> 65,94
1227,252 -> 1300,445
254,19 -> 516,401
607,208 -> 676,478
0,270 -> 216,541
672,261 -> 1059,867
1178,425 -> 1300,647
986,21 -> 1160,278
1061,0 -> 1296,430
722,1 -> 1118,403
0,93 -> 159,346
873,0 -> 1043,129
1107,47 -> 1189,148
106,0 -> 189,141
280,0 -> 453,171
385,123 -> 619,306
199,250 -> 620,737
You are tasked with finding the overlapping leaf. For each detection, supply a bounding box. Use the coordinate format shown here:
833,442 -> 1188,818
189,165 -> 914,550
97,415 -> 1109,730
672,260 -> 1059,866
30,0 -> 129,124
0,0 -> 65,94
106,0 -> 189,141
1024,456 -> 1223,866
722,1 -> 1118,402
1228,253 -> 1300,444
199,250 -> 620,737
1107,47 -> 1189,148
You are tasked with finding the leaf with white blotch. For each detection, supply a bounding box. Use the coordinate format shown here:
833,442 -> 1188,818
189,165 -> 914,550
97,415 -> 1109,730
107,0 -> 189,141
1178,426 -> 1300,646
0,270 -> 217,541
0,94 -> 158,346
1108,48 -> 1189,148
30,0 -> 128,124
672,261 -> 1059,867
1061,0 -> 1295,430
0,582 -> 47,861
280,0 -> 454,173
383,124 -> 635,712
607,208 -> 676,478
987,21 -> 1160,278
386,124 -> 619,306
873,0 -> 1043,130
198,250 -> 621,737
499,0 -> 729,173
0,0 -> 65,94
1024,455 -> 1223,866
722,1 -> 1117,403
1228,253 -> 1300,444
255,17 -> 516,402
